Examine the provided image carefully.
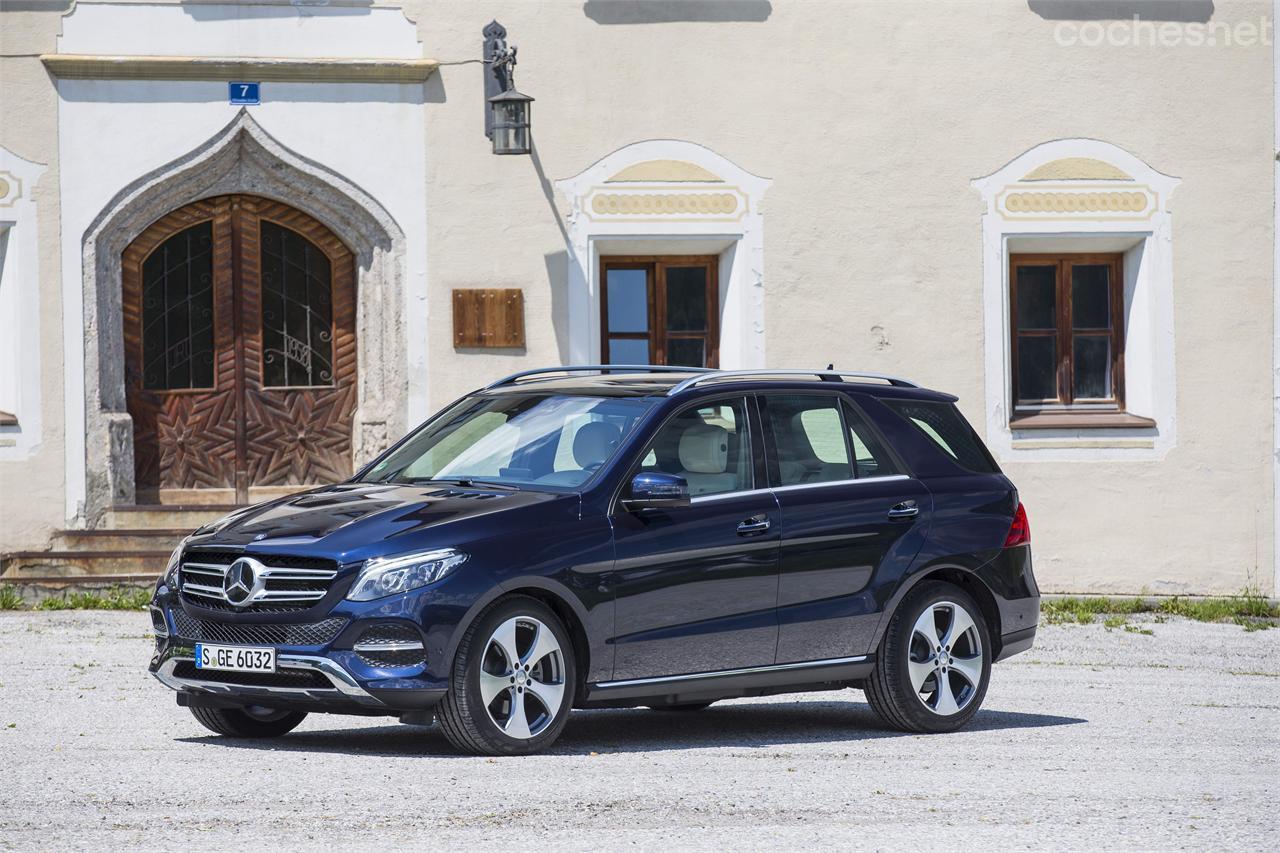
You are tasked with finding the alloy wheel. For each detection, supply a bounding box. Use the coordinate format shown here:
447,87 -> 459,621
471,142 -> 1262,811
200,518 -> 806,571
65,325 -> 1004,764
479,616 -> 567,739
907,600 -> 985,716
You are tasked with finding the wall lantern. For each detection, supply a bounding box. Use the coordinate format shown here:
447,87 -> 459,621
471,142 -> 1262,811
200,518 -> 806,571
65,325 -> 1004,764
483,21 -> 534,155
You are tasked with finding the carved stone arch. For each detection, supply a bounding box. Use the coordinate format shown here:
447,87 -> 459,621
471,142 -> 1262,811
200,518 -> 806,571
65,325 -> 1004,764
81,110 -> 407,520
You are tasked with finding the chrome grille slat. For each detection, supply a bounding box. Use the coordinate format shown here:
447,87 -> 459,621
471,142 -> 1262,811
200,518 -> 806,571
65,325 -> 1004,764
178,550 -> 340,612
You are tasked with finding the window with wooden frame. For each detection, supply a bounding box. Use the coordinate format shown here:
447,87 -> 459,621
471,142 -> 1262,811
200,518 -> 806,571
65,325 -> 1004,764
600,256 -> 719,368
1010,253 -> 1149,429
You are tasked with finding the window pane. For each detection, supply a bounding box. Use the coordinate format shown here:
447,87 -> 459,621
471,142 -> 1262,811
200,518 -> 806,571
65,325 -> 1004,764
638,399 -> 751,497
261,221 -> 333,387
842,401 -> 901,478
607,337 -> 650,364
1017,335 -> 1057,401
884,400 -> 998,474
1071,264 -> 1111,329
767,395 -> 852,486
1015,265 -> 1056,330
141,221 -> 215,390
1073,334 -> 1112,399
666,337 -> 706,368
665,266 -> 708,332
606,268 -> 648,333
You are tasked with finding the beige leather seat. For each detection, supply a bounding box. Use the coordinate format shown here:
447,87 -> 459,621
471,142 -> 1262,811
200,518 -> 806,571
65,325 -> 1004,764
677,424 -> 737,496
535,420 -> 620,485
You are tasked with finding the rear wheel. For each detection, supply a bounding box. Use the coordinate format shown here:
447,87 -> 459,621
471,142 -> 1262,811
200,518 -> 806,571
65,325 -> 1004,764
437,596 -> 576,755
189,704 -> 307,738
864,581 -> 991,733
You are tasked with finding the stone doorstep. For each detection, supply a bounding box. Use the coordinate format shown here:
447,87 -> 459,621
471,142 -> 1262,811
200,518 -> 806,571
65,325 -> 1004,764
102,504 -> 241,530
0,550 -> 171,581
53,529 -> 194,552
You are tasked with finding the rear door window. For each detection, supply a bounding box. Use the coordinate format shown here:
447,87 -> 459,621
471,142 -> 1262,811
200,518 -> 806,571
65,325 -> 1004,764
883,399 -> 998,474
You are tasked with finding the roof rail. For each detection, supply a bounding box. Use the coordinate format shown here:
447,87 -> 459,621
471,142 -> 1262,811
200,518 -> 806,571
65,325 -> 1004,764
484,364 -> 713,390
668,369 -> 919,395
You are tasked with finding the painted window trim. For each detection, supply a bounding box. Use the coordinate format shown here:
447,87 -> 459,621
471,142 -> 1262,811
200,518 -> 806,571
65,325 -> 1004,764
0,149 -> 48,459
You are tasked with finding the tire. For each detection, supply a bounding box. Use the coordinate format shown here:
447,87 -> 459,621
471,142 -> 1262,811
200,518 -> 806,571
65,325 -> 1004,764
864,581 -> 992,733
437,595 -> 576,756
189,704 -> 307,738
647,701 -> 715,712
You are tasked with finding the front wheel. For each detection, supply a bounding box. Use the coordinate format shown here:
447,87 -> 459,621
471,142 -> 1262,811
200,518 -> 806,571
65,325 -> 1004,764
189,704 -> 307,738
864,581 -> 992,733
437,596 -> 576,755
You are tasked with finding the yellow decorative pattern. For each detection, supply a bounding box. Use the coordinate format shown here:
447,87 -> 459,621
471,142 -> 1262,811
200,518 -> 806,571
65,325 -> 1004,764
606,160 -> 723,183
1022,158 -> 1133,182
1004,191 -> 1148,214
0,173 -> 17,207
591,192 -> 739,216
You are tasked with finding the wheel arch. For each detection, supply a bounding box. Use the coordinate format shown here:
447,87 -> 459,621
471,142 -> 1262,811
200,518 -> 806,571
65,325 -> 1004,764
870,564 -> 1004,658
443,575 -> 595,704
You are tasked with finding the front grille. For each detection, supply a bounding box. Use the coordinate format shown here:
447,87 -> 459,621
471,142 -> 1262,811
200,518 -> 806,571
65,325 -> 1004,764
354,623 -> 426,669
170,609 -> 347,647
172,661 -> 333,690
178,550 -> 339,612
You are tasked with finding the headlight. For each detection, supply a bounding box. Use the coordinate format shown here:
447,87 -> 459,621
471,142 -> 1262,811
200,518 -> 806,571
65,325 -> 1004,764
161,540 -> 186,588
346,549 -> 467,602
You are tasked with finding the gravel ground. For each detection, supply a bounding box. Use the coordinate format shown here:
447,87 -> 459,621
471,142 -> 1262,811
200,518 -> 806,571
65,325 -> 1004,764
0,611 -> 1277,851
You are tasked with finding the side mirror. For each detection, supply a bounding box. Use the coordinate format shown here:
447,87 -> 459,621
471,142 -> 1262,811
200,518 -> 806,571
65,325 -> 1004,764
621,472 -> 691,512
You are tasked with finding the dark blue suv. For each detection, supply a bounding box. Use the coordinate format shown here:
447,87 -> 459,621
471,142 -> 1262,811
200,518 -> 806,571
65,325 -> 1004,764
149,366 -> 1039,755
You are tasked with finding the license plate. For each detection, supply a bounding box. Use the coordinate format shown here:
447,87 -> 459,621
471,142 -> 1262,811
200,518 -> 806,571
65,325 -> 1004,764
194,643 -> 276,673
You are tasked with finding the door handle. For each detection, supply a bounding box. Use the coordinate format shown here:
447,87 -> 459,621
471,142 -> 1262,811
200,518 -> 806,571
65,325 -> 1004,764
887,500 -> 919,520
737,514 -> 771,536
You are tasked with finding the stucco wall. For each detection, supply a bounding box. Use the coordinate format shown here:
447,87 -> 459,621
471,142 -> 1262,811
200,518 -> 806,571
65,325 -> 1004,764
0,9 -> 66,551
415,0 -> 1274,594
0,0 -> 1273,593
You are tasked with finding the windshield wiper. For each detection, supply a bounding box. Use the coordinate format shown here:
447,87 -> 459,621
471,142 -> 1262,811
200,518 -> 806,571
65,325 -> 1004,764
402,477 -> 520,491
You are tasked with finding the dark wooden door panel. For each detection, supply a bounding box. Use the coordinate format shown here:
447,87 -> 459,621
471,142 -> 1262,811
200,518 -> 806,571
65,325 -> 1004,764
123,197 -> 239,493
123,195 -> 357,501
239,197 -> 358,489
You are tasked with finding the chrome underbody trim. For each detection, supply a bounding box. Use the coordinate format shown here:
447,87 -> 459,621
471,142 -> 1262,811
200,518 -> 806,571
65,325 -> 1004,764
352,640 -> 426,652
152,654 -> 384,706
593,654 -> 870,690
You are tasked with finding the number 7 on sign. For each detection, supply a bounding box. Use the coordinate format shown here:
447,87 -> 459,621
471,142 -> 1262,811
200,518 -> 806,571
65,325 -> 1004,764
229,82 -> 261,105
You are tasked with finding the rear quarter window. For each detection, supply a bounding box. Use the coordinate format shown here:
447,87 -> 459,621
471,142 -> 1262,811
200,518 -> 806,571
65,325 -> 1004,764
883,400 -> 999,474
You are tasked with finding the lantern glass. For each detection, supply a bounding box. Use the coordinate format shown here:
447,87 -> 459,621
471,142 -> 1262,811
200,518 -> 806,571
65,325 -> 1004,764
488,91 -> 532,155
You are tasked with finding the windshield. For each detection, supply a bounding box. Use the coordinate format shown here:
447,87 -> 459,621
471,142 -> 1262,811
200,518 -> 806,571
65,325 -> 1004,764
361,393 -> 656,490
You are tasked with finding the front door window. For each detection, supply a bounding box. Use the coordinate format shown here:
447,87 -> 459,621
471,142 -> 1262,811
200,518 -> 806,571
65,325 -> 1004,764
601,256 -> 719,367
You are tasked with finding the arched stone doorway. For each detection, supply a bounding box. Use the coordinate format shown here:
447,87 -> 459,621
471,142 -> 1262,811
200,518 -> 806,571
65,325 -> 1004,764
122,195 -> 357,504
76,111 -> 408,523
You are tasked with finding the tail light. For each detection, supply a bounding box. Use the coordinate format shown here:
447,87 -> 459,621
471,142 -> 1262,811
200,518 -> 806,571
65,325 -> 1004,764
1004,501 -> 1030,548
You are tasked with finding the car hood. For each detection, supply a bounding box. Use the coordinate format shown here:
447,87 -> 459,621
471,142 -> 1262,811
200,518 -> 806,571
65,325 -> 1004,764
186,482 -> 574,559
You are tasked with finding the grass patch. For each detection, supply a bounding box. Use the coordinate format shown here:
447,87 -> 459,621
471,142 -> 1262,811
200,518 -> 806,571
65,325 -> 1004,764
30,586 -> 151,612
0,585 -> 23,611
1043,590 -> 1279,630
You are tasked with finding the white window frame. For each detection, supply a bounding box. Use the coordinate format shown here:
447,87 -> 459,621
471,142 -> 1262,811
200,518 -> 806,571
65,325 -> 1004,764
971,139 -> 1181,461
0,148 -> 48,459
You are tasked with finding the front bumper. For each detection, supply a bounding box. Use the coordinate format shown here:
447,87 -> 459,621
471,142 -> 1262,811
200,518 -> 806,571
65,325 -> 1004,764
149,597 -> 449,715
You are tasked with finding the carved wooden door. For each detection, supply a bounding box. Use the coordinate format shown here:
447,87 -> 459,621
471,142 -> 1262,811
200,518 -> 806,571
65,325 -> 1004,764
123,195 -> 357,504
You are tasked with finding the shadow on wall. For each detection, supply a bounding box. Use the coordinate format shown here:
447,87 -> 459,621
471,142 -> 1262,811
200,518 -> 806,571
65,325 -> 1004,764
1027,0 -> 1214,21
584,0 -> 772,25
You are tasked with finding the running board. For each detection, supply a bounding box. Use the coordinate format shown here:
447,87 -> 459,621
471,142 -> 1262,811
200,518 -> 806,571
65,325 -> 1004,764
585,655 -> 874,704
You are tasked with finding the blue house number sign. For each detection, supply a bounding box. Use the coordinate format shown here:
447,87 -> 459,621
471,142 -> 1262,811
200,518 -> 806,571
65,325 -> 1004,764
229,82 -> 260,105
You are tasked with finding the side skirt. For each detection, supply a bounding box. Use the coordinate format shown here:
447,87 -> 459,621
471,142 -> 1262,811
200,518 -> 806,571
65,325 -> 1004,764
581,655 -> 875,707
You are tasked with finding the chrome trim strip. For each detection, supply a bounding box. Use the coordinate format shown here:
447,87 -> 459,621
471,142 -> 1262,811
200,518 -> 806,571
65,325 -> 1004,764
352,640 -> 426,652
769,474 -> 911,494
257,567 -> 338,580
594,654 -> 870,689
689,487 -> 774,504
152,654 -> 384,705
183,562 -> 230,574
